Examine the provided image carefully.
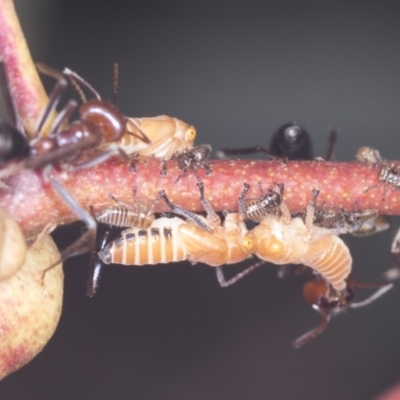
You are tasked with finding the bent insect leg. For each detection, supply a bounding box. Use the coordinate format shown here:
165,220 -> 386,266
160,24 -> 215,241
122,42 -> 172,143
41,169 -> 97,275
158,189 -> 212,232
385,230 -> 400,280
349,283 -> 394,308
325,127 -> 337,161
86,227 -> 113,297
216,259 -> 266,288
218,145 -> 278,160
292,305 -> 330,349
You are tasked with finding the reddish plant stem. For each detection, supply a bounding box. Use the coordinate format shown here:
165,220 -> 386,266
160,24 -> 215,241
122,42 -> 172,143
1,157 -> 399,238
0,0 -> 50,137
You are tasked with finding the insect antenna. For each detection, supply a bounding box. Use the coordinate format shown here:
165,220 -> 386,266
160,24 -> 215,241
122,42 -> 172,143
112,63 -> 119,105
48,99 -> 78,136
35,63 -> 68,138
349,283 -> 393,308
63,67 -> 101,101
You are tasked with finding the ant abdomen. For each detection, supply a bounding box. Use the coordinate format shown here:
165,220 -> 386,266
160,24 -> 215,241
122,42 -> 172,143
0,123 -> 30,162
270,122 -> 313,160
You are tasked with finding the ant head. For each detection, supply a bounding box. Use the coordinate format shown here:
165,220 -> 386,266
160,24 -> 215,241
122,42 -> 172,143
302,278 -> 354,313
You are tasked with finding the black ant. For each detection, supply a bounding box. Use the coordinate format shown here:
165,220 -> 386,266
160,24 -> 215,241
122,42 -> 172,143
218,122 -> 337,161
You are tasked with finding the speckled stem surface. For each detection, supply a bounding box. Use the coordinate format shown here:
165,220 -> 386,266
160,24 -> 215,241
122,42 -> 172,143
1,157 -> 399,238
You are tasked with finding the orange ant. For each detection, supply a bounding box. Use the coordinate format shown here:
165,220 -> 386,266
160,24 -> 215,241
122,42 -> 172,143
218,123 -> 337,161
293,277 -> 393,348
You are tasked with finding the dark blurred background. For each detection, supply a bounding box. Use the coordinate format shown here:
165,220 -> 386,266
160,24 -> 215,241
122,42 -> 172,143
2,0 -> 400,399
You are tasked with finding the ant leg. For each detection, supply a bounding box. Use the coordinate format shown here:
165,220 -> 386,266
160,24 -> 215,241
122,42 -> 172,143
0,61 -> 23,132
47,172 -> 96,231
346,276 -> 391,289
159,190 -> 212,232
87,227 -> 112,297
112,63 -> 119,105
63,67 -> 101,101
45,170 -> 96,263
216,259 -> 266,287
292,306 -> 330,348
325,128 -> 337,161
64,147 -> 125,171
35,63 -> 68,138
48,99 -> 78,136
219,146 -> 278,160
215,150 -> 231,160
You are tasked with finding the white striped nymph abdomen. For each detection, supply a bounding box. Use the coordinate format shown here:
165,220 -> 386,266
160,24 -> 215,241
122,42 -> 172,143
250,215 -> 352,292
95,205 -> 154,229
98,213 -> 253,267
